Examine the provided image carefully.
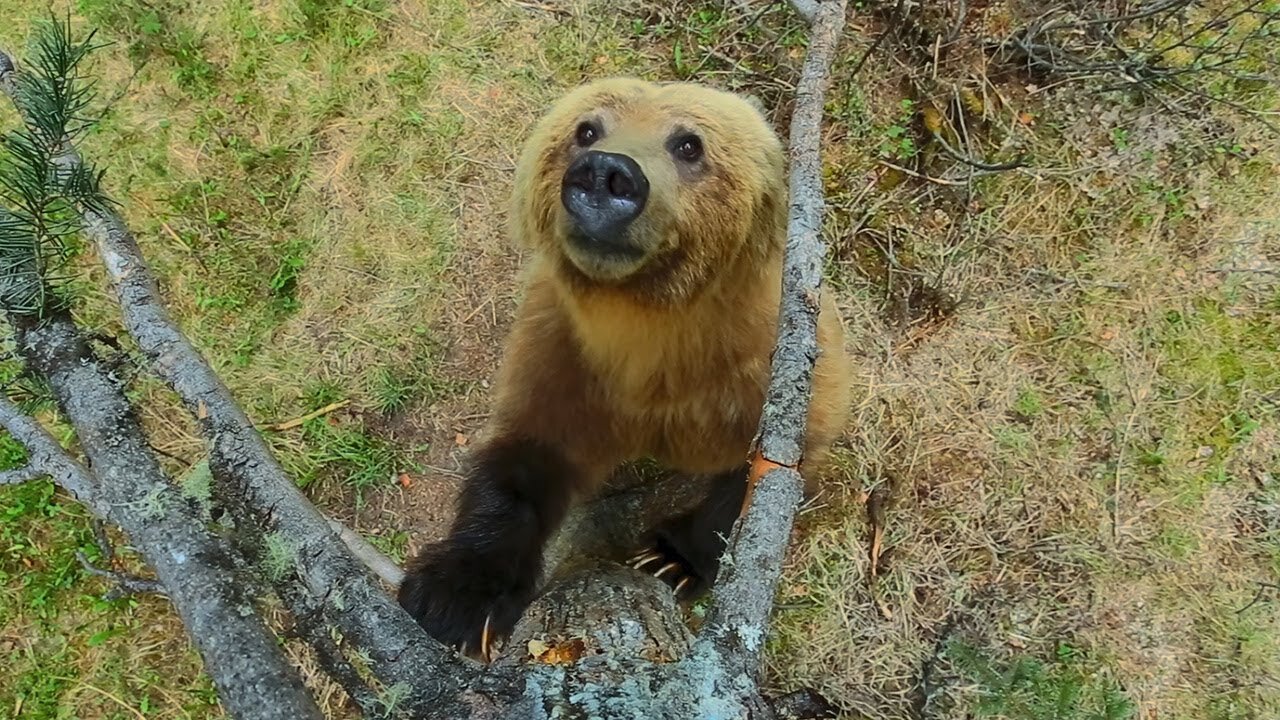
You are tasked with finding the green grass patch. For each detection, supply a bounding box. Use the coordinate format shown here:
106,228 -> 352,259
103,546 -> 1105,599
945,640 -> 1135,720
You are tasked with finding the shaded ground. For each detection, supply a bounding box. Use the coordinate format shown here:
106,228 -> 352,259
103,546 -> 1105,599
1,1 -> 1278,719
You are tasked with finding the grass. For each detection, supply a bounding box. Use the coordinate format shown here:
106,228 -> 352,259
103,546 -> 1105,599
1,0 -> 1278,718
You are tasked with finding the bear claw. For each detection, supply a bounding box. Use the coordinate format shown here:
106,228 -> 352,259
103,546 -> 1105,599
627,545 -> 699,600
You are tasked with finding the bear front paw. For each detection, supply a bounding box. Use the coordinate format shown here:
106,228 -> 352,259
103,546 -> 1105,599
628,540 -> 704,600
397,545 -> 538,662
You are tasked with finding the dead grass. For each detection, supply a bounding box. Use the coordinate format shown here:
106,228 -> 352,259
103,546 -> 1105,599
1,1 -> 1278,719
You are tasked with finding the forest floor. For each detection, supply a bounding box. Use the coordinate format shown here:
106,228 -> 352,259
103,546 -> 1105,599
0,1 -> 1277,719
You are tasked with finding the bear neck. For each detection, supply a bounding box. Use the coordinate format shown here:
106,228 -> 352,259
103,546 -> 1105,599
552,250 -> 784,404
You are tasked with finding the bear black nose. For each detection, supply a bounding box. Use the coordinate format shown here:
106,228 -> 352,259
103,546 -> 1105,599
561,151 -> 649,245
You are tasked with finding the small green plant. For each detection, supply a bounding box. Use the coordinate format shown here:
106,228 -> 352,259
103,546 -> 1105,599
994,425 -> 1033,454
878,98 -> 918,161
261,532 -> 296,582
366,529 -> 410,564
268,237 -> 308,316
944,640 -> 1135,720
1013,387 -> 1046,419
1110,127 -> 1130,151
368,364 -> 420,414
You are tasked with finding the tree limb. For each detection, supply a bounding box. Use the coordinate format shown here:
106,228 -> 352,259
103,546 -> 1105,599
701,0 -> 850,676
0,462 -> 45,486
0,46 -> 473,713
789,0 -> 818,24
75,550 -> 166,599
327,516 -> 406,588
0,395 -> 96,504
11,310 -> 324,720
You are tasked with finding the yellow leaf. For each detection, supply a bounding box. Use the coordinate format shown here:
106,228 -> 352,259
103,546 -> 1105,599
526,639 -> 549,659
922,106 -> 944,136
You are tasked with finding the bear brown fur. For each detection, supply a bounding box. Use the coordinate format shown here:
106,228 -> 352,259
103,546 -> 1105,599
398,77 -> 853,659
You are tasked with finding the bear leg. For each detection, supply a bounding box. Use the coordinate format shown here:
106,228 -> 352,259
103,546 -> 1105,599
397,436 -> 578,660
630,465 -> 749,599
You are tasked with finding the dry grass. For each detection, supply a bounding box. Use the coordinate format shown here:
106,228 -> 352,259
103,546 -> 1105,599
1,0 -> 1277,718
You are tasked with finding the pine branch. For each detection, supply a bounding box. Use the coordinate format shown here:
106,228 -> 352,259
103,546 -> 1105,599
0,15 -> 107,317
0,33 -> 472,714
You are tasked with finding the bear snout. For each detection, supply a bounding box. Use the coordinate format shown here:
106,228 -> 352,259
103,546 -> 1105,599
560,150 -> 649,248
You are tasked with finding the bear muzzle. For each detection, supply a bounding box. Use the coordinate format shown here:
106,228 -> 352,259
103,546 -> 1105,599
560,150 -> 649,258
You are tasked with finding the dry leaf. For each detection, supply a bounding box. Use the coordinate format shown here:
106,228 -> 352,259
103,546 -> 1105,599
526,639 -> 549,659
534,638 -> 585,665
867,479 -> 893,579
197,400 -> 208,420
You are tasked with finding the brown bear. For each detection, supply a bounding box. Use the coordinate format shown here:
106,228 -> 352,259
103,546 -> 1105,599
398,77 -> 853,659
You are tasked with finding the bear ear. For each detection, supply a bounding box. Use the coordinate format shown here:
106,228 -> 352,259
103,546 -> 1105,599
740,93 -> 768,116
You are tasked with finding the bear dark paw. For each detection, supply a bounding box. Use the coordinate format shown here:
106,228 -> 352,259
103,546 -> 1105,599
627,540 -> 705,600
397,546 -> 537,662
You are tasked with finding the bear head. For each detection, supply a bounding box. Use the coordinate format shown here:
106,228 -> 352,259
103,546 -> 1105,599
510,77 -> 787,305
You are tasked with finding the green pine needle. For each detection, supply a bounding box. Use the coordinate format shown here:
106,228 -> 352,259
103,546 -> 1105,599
0,14 -> 111,317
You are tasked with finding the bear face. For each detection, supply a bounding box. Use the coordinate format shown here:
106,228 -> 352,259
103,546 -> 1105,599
510,78 -> 788,305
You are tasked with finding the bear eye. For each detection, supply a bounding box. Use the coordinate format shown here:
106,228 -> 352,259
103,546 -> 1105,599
575,121 -> 601,147
672,134 -> 703,163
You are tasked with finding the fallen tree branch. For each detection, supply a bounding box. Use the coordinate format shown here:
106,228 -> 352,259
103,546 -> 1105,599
10,310 -> 324,720
789,0 -> 818,24
0,46 -> 472,714
327,516 -> 406,588
0,396 -> 96,504
73,516 -> 168,599
701,0 -> 850,676
0,462 -> 45,486
79,182 -> 472,711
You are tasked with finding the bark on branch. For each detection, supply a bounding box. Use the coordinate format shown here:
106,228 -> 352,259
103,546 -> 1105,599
789,0 -> 819,24
0,462 -> 44,485
10,311 -> 324,720
0,395 -> 97,504
700,0 -> 850,676
0,47 -> 472,714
